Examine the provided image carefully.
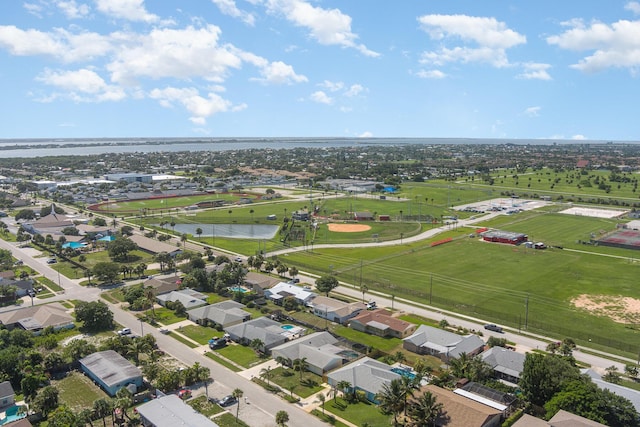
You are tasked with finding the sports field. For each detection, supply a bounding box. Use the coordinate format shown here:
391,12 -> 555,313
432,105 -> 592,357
283,211 -> 640,356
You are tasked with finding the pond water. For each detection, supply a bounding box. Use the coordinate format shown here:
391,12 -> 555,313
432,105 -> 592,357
155,223 -> 279,239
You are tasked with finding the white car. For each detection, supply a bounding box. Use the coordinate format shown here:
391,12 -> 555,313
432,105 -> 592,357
117,328 -> 131,336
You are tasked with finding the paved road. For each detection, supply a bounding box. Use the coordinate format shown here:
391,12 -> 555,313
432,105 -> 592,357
0,238 -> 326,427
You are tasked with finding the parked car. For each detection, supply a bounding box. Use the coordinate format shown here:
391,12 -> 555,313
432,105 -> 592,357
366,301 -> 377,310
484,324 -> 503,333
46,258 -> 57,264
218,395 -> 237,407
178,389 -> 192,400
158,328 -> 170,334
117,328 -> 132,336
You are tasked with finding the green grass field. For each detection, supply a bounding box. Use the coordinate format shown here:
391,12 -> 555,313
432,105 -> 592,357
216,344 -> 264,368
55,371 -> 108,412
324,397 -> 391,427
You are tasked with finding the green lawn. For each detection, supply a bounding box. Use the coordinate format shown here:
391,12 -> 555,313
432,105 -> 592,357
266,367 -> 324,398
152,307 -> 188,325
398,314 -> 439,327
324,397 -> 391,427
55,371 -> 109,412
333,326 -> 402,353
180,324 -> 220,345
311,409 -> 351,427
206,352 -> 242,372
168,331 -> 199,348
216,344 -> 264,368
213,412 -> 250,427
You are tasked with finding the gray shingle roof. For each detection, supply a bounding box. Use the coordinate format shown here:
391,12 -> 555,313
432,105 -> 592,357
0,380 -> 14,399
187,301 -> 250,326
271,332 -> 342,370
327,357 -> 401,396
79,350 -> 142,388
481,346 -> 525,379
137,394 -> 219,427
224,317 -> 286,348
404,324 -> 484,357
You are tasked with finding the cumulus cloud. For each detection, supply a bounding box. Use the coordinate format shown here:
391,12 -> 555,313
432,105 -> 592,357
344,84 -> 365,97
95,0 -> 159,23
572,134 -> 587,140
310,90 -> 333,104
625,1 -> 640,14
517,62 -> 552,80
416,69 -> 446,79
319,80 -> 344,92
547,19 -> 640,73
358,131 -> 373,137
0,26 -> 112,62
211,0 -> 255,26
417,14 -> 526,68
265,0 -> 379,57
36,68 -> 126,102
56,1 -> 90,19
149,86 -> 245,124
23,2 -> 44,17
523,106 -> 541,117
251,60 -> 308,84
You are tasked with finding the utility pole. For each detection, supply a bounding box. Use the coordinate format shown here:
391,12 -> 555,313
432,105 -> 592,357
429,275 -> 433,305
359,259 -> 363,288
525,294 -> 529,330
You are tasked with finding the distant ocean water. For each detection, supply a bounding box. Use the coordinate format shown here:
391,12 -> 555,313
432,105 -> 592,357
0,137 -> 629,158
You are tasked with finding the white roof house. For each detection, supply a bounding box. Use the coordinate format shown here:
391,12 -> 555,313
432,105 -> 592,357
403,324 -> 485,361
137,394 -> 219,427
327,357 -> 401,403
271,332 -> 347,375
265,282 -> 316,305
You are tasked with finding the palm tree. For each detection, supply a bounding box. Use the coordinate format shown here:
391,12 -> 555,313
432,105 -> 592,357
196,227 -> 203,240
145,286 -> 156,318
275,356 -> 288,370
232,388 -> 243,421
407,391 -> 443,427
181,233 -> 188,249
336,380 -> 351,400
249,209 -> 255,221
192,362 -> 210,385
400,375 -> 416,416
449,352 -> 471,379
377,378 -> 406,427
275,410 -> 289,426
314,392 -> 326,415
92,398 -> 112,427
250,338 -> 264,355
394,351 -> 407,365
292,357 -> 308,382
360,283 -> 368,302
259,366 -> 272,386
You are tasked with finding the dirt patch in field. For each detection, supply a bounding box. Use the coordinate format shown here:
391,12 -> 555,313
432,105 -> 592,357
572,294 -> 640,323
327,223 -> 372,233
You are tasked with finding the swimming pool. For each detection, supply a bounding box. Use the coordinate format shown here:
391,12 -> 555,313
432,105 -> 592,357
0,405 -> 26,425
228,286 -> 249,293
391,367 -> 417,380
281,324 -> 295,330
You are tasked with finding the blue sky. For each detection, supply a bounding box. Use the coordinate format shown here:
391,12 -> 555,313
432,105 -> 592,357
1,1 -> 640,140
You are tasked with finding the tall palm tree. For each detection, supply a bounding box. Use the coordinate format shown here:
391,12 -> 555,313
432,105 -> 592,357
250,338 -> 264,355
336,380 -> 351,400
407,391 -> 443,427
92,398 -> 112,427
144,286 -> 156,318
314,392 -> 326,415
400,375 -> 416,416
449,352 -> 471,379
377,379 -> 406,427
260,366 -> 272,386
360,283 -> 368,302
292,357 -> 308,382
196,227 -> 203,240
275,410 -> 289,426
232,388 -> 243,421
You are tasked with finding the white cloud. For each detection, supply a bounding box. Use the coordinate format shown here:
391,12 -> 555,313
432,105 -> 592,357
23,3 -> 44,18
310,90 -> 332,104
572,134 -> 587,140
0,26 -> 112,62
36,68 -> 126,102
625,1 -> 640,14
417,14 -> 526,68
523,106 -> 541,117
211,0 -> 255,26
344,84 -> 364,97
56,1 -> 90,19
547,19 -> 640,73
416,69 -> 446,79
95,0 -> 159,23
265,0 -> 379,57
149,86 -> 245,124
358,131 -> 373,137
251,60 -> 308,84
319,80 -> 344,92
517,62 -> 552,80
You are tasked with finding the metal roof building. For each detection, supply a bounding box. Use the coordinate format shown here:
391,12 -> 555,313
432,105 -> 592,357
79,350 -> 143,396
137,394 -> 219,427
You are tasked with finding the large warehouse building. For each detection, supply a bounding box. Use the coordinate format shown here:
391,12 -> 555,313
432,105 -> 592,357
482,230 -> 528,245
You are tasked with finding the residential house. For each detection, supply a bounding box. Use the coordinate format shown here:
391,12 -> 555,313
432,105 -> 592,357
403,324 -> 484,361
582,368 -> 640,413
187,301 -> 251,328
271,332 -> 351,375
156,289 -> 208,310
128,234 -> 182,257
327,357 -> 402,403
481,346 -> 526,384
0,278 -> 34,298
265,282 -> 316,306
224,317 -> 289,353
0,303 -> 74,334
243,272 -> 281,295
420,384 -> 502,427
0,381 -> 15,409
79,350 -> 143,396
349,309 -> 417,338
137,394 -> 219,427
512,410 -> 607,427
310,296 -> 366,324
143,276 -> 181,296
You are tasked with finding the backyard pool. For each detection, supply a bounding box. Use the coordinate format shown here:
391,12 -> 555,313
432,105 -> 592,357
0,405 -> 26,425
391,367 -> 417,380
281,324 -> 295,330
229,286 -> 249,293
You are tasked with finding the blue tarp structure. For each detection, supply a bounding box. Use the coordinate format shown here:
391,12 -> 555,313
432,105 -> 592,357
97,235 -> 115,242
383,186 -> 397,193
62,241 -> 86,249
